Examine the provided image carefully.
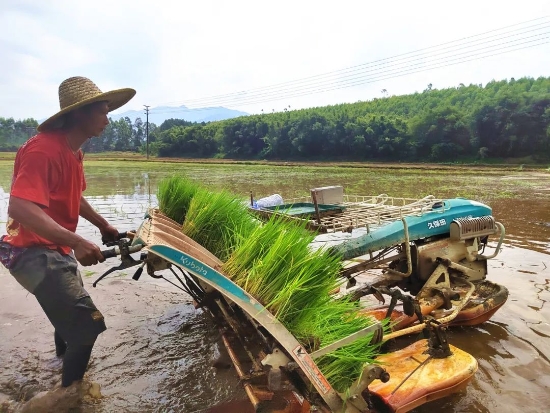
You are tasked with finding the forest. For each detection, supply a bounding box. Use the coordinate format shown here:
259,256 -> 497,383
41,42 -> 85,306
1,76 -> 549,162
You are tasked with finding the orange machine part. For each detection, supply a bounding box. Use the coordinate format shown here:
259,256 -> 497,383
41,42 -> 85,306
368,339 -> 477,413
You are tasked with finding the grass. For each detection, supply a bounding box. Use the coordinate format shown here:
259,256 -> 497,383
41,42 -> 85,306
157,176 -> 200,224
223,217 -> 338,325
181,187 -> 257,261
223,215 -> 384,392
157,177 -> 384,393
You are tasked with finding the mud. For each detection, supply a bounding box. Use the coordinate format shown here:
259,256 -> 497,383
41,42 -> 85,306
0,263 -> 244,413
0,164 -> 549,413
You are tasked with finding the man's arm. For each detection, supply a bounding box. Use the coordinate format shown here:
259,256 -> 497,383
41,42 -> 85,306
80,196 -> 119,239
10,196 -> 83,248
8,196 -> 104,266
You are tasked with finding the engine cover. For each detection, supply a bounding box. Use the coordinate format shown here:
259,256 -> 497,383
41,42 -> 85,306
413,238 -> 487,281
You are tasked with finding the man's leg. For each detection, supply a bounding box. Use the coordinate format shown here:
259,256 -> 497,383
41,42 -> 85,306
54,330 -> 67,357
61,343 -> 94,386
11,248 -> 106,387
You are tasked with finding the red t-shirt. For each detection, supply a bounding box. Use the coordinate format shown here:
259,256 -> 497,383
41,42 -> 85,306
3,131 -> 86,255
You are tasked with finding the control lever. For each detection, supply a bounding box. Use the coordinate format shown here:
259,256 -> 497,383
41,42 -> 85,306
101,230 -> 136,247
132,264 -> 145,280
423,319 -> 452,358
93,241 -> 145,287
382,287 -> 422,322
132,254 -> 148,281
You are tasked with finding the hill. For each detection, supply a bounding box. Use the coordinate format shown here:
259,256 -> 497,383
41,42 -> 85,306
109,105 -> 248,125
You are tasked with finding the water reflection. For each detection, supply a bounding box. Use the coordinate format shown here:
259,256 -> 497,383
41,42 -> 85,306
490,198 -> 550,255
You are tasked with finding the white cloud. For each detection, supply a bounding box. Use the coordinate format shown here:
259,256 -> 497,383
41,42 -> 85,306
1,0 -> 549,120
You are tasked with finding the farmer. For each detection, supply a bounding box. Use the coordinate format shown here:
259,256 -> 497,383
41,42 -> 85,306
0,77 -> 136,391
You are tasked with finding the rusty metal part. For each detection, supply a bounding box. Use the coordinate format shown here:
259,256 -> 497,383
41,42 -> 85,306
382,265 -> 476,342
448,280 -> 509,326
379,279 -> 508,331
392,295 -> 443,330
221,333 -> 264,410
424,286 -> 459,310
221,334 -> 323,413
436,256 -> 485,280
220,333 -> 286,411
423,320 -> 452,359
346,284 -> 386,303
413,238 -> 474,281
255,390 -> 317,413
346,365 -> 390,411
215,298 -> 264,372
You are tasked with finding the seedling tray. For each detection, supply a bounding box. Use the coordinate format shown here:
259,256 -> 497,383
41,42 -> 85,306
263,202 -> 345,218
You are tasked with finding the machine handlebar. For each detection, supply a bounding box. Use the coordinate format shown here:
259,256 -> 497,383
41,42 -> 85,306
101,231 -> 129,246
101,248 -> 119,260
100,243 -> 145,260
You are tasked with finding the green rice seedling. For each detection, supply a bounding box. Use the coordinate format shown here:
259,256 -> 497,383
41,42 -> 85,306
265,248 -> 342,326
316,333 -> 381,393
173,185 -> 385,394
223,216 -> 297,281
291,298 -> 383,392
182,188 -> 257,261
223,216 -> 341,325
242,224 -> 311,298
291,296 -> 378,347
157,176 -> 200,224
223,211 -> 385,392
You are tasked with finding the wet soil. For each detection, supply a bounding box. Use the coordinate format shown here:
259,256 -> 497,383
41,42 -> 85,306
0,163 -> 549,413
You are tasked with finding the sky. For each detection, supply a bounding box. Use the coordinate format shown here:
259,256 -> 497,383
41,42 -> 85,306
1,0 -> 549,121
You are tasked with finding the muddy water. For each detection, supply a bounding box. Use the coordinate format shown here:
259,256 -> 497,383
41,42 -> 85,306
0,162 -> 549,413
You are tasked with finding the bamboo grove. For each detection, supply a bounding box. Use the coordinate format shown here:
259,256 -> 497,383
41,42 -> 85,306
3,76 -> 549,162
150,77 -> 550,162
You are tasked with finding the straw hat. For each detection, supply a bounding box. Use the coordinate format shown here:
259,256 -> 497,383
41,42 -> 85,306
37,76 -> 136,132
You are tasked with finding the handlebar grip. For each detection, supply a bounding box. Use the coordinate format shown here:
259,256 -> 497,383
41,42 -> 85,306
101,248 -> 118,260
101,232 -> 128,245
132,266 -> 144,281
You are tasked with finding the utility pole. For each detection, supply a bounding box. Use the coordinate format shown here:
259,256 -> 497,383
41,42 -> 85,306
144,105 -> 150,160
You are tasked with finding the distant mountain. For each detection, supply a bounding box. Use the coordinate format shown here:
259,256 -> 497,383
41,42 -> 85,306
109,105 -> 248,125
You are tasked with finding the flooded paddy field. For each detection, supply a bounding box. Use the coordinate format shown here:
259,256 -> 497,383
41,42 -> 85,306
0,160 -> 549,413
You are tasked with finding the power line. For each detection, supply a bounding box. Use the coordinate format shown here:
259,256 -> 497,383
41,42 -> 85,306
177,32 -> 549,108
145,35 -> 547,116
162,36 -> 549,110
145,33 -> 547,116
171,18 -> 550,106
151,16 -> 550,110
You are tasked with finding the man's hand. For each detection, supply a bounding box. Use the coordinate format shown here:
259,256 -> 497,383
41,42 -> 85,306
99,224 -> 119,244
74,239 -> 105,266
